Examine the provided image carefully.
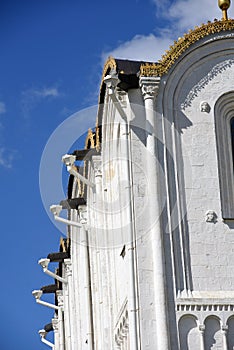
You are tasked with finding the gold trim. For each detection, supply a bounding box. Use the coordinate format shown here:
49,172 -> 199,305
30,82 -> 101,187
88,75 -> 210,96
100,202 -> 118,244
101,56 -> 117,84
140,19 -> 234,77
96,126 -> 101,151
218,0 -> 231,20
97,56 -> 117,145
85,128 -> 95,149
60,237 -> 70,252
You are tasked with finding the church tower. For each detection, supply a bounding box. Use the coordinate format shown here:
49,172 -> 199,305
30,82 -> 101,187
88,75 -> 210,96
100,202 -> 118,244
33,1 -> 234,349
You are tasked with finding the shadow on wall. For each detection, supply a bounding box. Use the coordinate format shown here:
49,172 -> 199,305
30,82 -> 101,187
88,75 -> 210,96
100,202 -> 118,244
227,316 -> 234,349
179,315 -> 199,350
179,315 -> 234,349
204,316 -> 222,349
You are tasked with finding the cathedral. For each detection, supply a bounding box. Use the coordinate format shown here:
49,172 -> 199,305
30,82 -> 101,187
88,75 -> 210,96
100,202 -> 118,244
32,1 -> 234,349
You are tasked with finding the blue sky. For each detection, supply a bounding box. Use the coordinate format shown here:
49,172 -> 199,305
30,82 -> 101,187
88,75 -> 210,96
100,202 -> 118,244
0,0 -> 231,349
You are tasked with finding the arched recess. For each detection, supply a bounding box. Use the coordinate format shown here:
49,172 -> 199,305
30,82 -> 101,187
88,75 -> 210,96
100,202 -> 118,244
227,316 -> 234,348
204,316 -> 222,350
214,91 -> 234,219
178,315 -> 199,350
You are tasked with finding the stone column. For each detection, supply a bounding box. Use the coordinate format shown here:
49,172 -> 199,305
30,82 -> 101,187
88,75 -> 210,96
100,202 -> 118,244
140,76 -> 170,350
221,325 -> 228,350
199,324 -> 205,350
93,158 -> 103,248
56,290 -> 64,350
52,317 -> 59,350
140,77 -> 161,154
63,259 -> 73,350
79,205 -> 94,350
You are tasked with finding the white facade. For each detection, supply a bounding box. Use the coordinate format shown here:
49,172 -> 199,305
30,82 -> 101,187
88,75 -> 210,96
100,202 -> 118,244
34,16 -> 234,350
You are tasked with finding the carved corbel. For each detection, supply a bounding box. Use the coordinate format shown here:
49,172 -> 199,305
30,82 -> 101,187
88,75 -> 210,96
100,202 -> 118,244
64,259 -> 72,277
56,290 -> 64,307
78,205 -> 88,225
52,317 -> 59,332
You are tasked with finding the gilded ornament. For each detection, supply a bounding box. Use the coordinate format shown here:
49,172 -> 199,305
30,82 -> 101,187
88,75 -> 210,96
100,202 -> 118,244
101,56 -> 117,87
140,19 -> 234,77
95,125 -> 101,152
85,128 -> 95,149
218,0 -> 231,20
218,0 -> 231,10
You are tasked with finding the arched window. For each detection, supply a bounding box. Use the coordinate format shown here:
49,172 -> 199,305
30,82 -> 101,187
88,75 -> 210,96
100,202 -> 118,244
215,92 -> 234,219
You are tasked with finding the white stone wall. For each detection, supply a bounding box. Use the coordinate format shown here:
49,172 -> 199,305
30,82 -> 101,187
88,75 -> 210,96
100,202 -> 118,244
66,32 -> 234,350
163,36 -> 234,292
159,33 -> 234,348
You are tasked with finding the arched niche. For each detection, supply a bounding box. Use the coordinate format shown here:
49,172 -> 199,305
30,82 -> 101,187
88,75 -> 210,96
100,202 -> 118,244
214,91 -> 234,219
204,316 -> 222,350
227,316 -> 234,348
178,314 -> 199,350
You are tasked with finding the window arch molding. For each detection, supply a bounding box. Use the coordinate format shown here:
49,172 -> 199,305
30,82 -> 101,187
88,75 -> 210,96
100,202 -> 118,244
214,91 -> 234,219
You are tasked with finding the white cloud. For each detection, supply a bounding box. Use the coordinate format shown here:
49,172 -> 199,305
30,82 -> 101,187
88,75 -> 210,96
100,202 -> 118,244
153,0 -> 234,31
21,86 -> 61,118
165,0 -> 222,30
0,101 -> 6,114
32,87 -> 60,98
0,103 -> 16,169
103,0 -> 232,63
0,147 -> 16,169
153,0 -> 171,17
102,34 -> 173,63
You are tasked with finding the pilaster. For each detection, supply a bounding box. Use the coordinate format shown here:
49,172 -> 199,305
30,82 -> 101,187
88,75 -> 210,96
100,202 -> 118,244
140,75 -> 170,350
56,290 -> 64,308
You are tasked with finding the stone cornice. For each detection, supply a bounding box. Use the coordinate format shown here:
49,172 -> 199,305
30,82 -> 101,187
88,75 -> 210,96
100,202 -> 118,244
140,19 -> 234,77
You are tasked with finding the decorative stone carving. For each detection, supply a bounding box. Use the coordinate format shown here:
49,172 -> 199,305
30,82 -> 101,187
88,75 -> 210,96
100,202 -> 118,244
200,101 -> 211,113
56,290 -> 64,307
52,317 -> 59,332
79,205 -> 87,224
64,259 -> 72,277
114,302 -> 129,348
205,210 -> 218,223
139,77 -> 160,101
199,324 -> 205,333
103,73 -> 119,93
177,302 -> 234,312
221,325 -> 228,334
181,59 -> 234,109
94,165 -> 102,178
